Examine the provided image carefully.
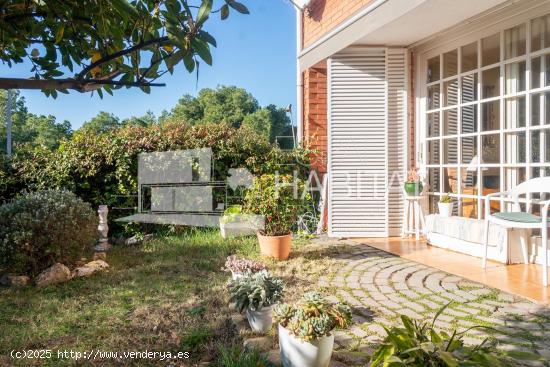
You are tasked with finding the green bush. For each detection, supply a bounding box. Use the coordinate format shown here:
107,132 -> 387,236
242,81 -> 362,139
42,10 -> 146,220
243,173 -> 310,236
0,190 -> 98,275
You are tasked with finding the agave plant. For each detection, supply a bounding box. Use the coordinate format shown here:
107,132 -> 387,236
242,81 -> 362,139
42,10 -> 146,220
273,292 -> 352,342
370,303 -> 543,366
228,270 -> 284,312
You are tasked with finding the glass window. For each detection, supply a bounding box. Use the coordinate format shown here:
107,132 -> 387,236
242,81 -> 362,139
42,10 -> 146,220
504,132 -> 526,163
504,24 -> 526,59
532,56 -> 542,89
482,134 -> 500,163
505,61 -> 526,93
443,49 -> 458,78
482,33 -> 500,66
428,140 -> 440,164
427,56 -> 440,83
481,100 -> 500,131
531,14 -> 550,52
531,129 -> 550,163
443,167 -> 459,194
462,136 -> 477,164
504,96 -> 526,129
443,138 -> 458,164
427,112 -> 440,137
443,109 -> 458,135
461,42 -> 478,72
461,105 -> 478,133
482,67 -> 500,98
504,167 -> 526,192
427,167 -> 441,192
444,79 -> 459,106
427,84 -> 440,110
461,74 -> 478,102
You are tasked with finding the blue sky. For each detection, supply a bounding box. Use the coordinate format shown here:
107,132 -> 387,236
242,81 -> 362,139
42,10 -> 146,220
4,1 -> 297,129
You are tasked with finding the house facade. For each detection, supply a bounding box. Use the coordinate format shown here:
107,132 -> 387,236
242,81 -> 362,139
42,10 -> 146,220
296,0 -> 550,261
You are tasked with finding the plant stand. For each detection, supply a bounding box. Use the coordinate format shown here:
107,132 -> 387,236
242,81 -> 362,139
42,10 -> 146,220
402,195 -> 426,240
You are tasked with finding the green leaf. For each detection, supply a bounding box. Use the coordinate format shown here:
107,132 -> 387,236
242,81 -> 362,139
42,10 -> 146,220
55,25 -> 65,44
228,1 -> 249,14
220,4 -> 229,20
198,30 -> 217,47
110,0 -> 140,19
196,0 -> 213,26
183,55 -> 195,73
432,302 -> 452,328
191,38 -> 212,65
438,351 -> 458,367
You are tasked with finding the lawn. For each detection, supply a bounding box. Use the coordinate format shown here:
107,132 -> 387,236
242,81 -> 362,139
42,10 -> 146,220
0,229 -> 271,366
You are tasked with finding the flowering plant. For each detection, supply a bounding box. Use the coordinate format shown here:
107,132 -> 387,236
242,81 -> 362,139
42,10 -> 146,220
406,168 -> 421,183
222,255 -> 266,274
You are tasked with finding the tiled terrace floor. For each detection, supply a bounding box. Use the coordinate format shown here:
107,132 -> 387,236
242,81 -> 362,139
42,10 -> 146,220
311,239 -> 550,366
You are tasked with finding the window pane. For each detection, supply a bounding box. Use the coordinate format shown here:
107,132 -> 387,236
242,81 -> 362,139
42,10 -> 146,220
427,56 -> 440,83
443,109 -> 458,135
546,54 -> 550,86
482,33 -> 500,66
482,67 -> 500,98
461,42 -> 478,72
443,49 -> 458,78
461,74 -> 478,102
481,167 -> 501,211
531,92 -> 545,126
482,134 -> 500,163
428,140 -> 440,164
444,79 -> 459,106
481,100 -> 500,131
427,84 -> 440,110
428,168 -> 441,193
462,136 -> 477,164
505,61 -> 526,93
427,112 -> 440,137
531,14 -> 550,52
461,196 -> 479,218
461,105 -> 478,133
504,132 -> 526,163
443,138 -> 458,164
532,56 -> 542,89
504,24 -> 526,59
443,167 -> 459,193
504,167 -> 526,192
531,129 -> 550,163
504,96 -> 526,129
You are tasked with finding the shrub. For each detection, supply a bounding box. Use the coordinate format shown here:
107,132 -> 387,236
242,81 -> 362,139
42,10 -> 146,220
243,174 -> 310,236
370,304 -> 542,366
229,270 -> 284,312
222,255 -> 266,274
0,190 -> 98,275
273,292 -> 352,342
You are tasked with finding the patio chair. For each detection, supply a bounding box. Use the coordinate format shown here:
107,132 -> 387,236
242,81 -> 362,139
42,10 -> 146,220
482,177 -> 550,286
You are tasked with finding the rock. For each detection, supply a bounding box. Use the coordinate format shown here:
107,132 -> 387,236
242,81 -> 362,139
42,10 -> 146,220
93,252 -> 107,261
35,263 -> 71,287
73,260 -> 109,278
0,274 -> 30,287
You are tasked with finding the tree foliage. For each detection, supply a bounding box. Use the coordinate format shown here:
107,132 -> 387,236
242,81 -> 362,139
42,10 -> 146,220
0,0 -> 249,95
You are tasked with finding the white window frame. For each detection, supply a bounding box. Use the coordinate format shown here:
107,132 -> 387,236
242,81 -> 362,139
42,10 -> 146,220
414,1 -> 550,219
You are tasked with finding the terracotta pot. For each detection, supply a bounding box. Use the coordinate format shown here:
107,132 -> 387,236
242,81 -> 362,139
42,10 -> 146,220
257,233 -> 291,260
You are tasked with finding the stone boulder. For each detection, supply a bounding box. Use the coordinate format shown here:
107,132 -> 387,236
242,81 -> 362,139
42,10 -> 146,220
73,260 -> 109,278
0,274 -> 30,287
35,263 -> 71,287
93,252 -> 107,261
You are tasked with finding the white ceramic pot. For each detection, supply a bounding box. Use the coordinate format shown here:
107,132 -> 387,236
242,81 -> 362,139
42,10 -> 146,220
278,324 -> 334,367
245,306 -> 273,333
438,202 -> 454,217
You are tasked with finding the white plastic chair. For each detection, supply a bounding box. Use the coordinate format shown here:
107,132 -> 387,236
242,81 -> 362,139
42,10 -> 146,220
482,177 -> 550,286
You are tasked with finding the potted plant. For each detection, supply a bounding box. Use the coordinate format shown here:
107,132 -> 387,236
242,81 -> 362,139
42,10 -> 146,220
222,255 -> 266,280
243,174 -> 309,260
438,194 -> 454,217
273,292 -> 352,367
229,270 -> 284,333
404,168 -> 423,196
219,205 -> 262,238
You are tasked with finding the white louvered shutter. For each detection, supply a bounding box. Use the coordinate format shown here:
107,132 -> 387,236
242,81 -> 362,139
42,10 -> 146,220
328,47 -> 407,237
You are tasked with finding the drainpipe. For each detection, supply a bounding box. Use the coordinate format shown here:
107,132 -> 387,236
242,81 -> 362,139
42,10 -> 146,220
295,6 -> 303,145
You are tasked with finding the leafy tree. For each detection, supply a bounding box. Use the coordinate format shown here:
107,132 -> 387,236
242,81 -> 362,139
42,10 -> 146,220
80,112 -> 121,133
0,0 -> 249,96
169,86 -> 258,127
122,111 -> 158,127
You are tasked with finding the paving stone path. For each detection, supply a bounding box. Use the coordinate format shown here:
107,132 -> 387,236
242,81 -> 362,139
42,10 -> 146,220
316,241 -> 550,366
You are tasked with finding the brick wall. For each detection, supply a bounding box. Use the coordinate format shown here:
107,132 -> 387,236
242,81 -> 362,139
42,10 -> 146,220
303,61 -> 328,175
302,0 -> 374,48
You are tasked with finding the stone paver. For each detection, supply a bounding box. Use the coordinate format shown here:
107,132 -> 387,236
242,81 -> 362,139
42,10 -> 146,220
319,240 -> 550,365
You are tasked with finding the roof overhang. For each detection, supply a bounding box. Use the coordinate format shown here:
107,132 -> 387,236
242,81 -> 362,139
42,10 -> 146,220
298,0 -> 510,71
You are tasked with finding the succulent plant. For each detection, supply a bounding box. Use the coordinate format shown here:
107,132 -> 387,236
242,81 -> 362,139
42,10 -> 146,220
222,255 -> 266,275
273,292 -> 352,342
228,270 -> 284,312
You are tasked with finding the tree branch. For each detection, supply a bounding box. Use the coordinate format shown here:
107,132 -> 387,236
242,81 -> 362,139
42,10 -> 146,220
0,77 -> 165,92
75,36 -> 170,80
